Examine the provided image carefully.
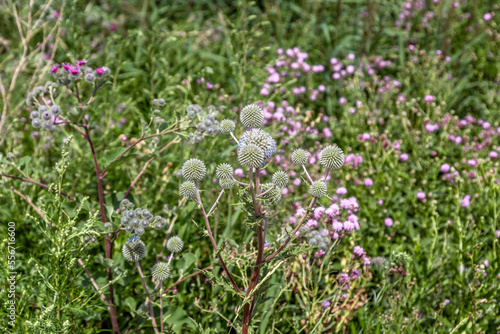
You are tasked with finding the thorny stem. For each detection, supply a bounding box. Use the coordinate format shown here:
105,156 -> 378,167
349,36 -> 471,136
136,261 -> 160,334
194,182 -> 242,293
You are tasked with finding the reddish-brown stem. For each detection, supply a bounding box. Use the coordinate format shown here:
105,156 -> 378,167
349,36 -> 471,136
1,174 -> 75,200
78,258 -> 111,305
262,197 -> 317,264
136,261 -> 160,334
195,182 -> 241,293
242,168 -> 264,334
82,122 -> 120,334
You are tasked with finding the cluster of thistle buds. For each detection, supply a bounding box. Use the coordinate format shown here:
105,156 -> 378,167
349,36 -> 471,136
50,60 -> 110,84
119,199 -> 167,235
186,104 -> 222,144
179,103 -> 345,208
151,98 -> 167,126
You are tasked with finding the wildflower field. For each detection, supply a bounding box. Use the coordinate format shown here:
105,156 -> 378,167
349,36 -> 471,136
1,0 -> 499,333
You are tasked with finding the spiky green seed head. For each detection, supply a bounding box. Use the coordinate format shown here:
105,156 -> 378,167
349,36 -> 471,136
319,145 -> 344,170
151,262 -> 170,282
180,181 -> 197,198
240,104 -> 264,128
182,158 -> 206,181
122,236 -> 146,262
238,144 -> 264,168
216,163 -> 234,179
291,149 -> 308,165
220,119 -> 236,134
239,129 -> 276,159
272,170 -> 289,188
219,178 -> 235,189
309,181 -> 328,198
167,236 -> 184,253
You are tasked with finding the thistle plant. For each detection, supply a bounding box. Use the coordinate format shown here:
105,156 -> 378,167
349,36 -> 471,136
2,61 -> 190,334
179,103 -> 345,333
122,234 -> 184,334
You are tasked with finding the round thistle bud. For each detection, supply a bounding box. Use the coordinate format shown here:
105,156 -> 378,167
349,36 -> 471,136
30,111 -> 40,119
125,224 -> 134,233
238,129 -> 276,159
216,163 -> 233,179
127,210 -> 135,219
140,219 -> 149,228
151,262 -> 170,282
134,226 -> 145,236
131,218 -> 140,227
238,144 -> 264,168
309,181 -> 327,198
121,217 -> 129,226
167,236 -> 184,253
182,158 -> 206,181
122,236 -> 146,262
204,119 -> 213,127
291,149 -> 308,165
158,98 -> 165,107
219,178 -> 235,189
101,66 -> 111,76
41,110 -> 52,120
319,145 -> 344,170
180,181 -> 197,198
32,119 -> 42,129
152,99 -> 159,106
197,123 -> 206,133
84,73 -> 95,82
272,170 -> 289,188
141,209 -> 151,218
50,105 -> 61,116
220,119 -> 236,134
240,104 -> 264,128
38,105 -> 48,112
